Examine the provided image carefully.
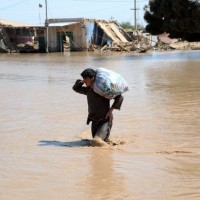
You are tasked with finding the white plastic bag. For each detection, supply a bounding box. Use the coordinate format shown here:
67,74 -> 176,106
93,68 -> 128,99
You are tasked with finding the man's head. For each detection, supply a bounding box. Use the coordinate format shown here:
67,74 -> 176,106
81,68 -> 96,88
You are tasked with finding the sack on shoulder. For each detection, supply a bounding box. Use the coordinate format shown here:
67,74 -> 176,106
93,68 -> 128,99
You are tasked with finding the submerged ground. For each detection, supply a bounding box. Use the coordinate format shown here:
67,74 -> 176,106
0,51 -> 200,200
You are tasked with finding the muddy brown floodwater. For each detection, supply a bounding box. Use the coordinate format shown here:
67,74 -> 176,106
0,51 -> 200,200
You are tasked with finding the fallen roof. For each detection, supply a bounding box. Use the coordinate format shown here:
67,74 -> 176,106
96,21 -> 128,43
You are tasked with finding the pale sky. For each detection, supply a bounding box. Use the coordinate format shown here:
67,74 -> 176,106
0,0 -> 149,26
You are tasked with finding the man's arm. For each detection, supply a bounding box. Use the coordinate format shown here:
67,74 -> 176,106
106,95 -> 124,122
72,79 -> 87,95
111,95 -> 124,110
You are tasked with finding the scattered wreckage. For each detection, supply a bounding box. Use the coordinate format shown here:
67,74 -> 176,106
0,18 -> 152,53
88,32 -> 152,53
0,19 -> 41,53
0,18 -> 199,53
155,33 -> 200,51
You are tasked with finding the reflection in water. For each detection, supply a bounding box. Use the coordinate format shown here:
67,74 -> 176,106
0,51 -> 200,200
87,149 -> 127,200
38,139 -> 91,147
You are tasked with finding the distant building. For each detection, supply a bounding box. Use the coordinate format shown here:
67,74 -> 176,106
0,19 -> 45,53
0,18 -> 131,53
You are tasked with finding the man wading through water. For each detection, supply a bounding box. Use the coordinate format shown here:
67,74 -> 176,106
72,68 -> 124,143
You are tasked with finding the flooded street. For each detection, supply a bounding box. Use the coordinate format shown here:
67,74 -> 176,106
0,51 -> 200,200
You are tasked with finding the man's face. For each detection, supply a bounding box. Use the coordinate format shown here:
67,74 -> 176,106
83,77 -> 94,88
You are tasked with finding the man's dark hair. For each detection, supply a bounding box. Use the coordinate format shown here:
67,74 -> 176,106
81,68 -> 96,79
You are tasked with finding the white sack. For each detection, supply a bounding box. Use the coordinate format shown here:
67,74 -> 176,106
93,68 -> 128,99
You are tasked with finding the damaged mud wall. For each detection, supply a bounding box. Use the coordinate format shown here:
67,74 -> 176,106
64,22 -> 87,51
15,28 -> 39,53
0,27 -> 40,53
0,29 -> 8,52
86,21 -> 153,53
0,28 -> 16,52
49,23 -> 88,52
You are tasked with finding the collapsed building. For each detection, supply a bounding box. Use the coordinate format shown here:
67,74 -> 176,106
0,18 -> 152,53
2,18 -> 198,53
0,19 -> 45,53
46,18 -> 139,52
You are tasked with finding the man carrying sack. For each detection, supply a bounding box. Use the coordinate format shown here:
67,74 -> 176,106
72,68 -> 125,142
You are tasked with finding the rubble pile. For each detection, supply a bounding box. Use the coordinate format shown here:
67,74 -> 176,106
88,31 -> 153,53
169,41 -> 200,50
17,41 -> 39,53
155,40 -> 200,51
155,34 -> 200,51
155,41 -> 174,51
1,16 -> 199,53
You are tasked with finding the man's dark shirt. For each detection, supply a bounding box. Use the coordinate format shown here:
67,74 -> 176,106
72,80 -> 123,121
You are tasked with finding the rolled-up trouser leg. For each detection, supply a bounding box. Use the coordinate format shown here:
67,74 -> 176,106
91,119 -> 112,141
